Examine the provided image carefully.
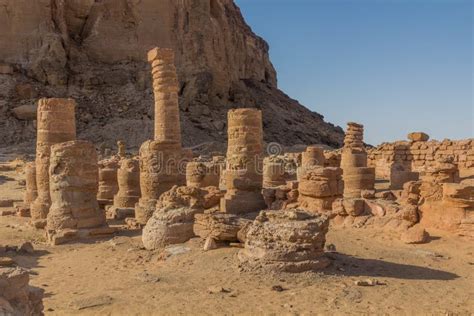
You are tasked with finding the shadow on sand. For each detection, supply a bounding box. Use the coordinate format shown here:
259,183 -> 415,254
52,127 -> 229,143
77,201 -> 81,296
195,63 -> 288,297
325,252 -> 459,281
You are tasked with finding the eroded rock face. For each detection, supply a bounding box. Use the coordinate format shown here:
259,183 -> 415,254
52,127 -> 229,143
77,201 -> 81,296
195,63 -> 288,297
238,209 -> 330,273
0,0 -> 344,149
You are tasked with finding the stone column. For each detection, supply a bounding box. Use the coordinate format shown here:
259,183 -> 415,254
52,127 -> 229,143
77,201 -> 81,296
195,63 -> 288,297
135,141 -> 185,224
263,157 -> 286,188
30,98 -> 76,228
297,145 -> 326,181
298,166 -> 343,212
113,158 -> 141,209
134,47 -> 188,225
23,162 -> 37,207
97,157 -> 120,207
46,141 -> 110,244
220,108 -> 265,214
186,161 -> 220,188
340,122 -> 375,198
148,47 -> 181,144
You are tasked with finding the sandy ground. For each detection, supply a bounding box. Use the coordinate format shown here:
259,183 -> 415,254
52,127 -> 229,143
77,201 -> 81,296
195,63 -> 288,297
1,166 -> 473,315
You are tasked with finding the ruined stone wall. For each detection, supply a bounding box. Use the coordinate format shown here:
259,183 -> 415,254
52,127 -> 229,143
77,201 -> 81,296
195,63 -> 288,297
368,139 -> 474,179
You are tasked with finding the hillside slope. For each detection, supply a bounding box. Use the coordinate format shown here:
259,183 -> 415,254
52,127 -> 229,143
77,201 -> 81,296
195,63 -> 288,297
0,0 -> 344,151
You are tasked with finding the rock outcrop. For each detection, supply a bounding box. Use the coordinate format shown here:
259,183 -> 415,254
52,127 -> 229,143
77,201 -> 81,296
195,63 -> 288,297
0,0 -> 344,150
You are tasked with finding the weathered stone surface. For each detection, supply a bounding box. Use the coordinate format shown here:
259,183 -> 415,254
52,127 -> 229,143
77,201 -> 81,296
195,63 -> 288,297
194,211 -> 255,242
46,141 -> 108,244
142,207 -> 200,250
113,158 -> 141,209
298,166 -> 343,213
238,209 -> 330,273
368,139 -> 473,179
142,186 -> 222,250
30,98 -> 76,227
0,0 -> 344,152
220,108 -> 265,214
0,267 -> 44,315
97,157 -> 120,205
420,182 -> 474,236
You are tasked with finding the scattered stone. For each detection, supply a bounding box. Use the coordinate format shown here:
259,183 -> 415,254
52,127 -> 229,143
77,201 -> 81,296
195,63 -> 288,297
70,295 -> 113,310
325,244 -> 337,252
401,225 -> 430,244
355,279 -> 385,286
18,242 -> 34,254
203,236 -> 218,251
271,285 -> 286,292
136,272 -> 161,283
0,257 -> 15,267
207,286 -> 230,294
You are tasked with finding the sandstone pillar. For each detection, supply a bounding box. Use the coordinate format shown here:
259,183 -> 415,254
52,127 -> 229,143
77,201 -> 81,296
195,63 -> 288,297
46,141 -> 111,244
134,47 -> 188,225
263,157 -> 286,188
23,162 -> 37,207
220,108 -> 265,214
97,157 -> 120,207
298,166 -> 343,212
340,122 -> 375,198
108,158 -> 141,220
297,145 -> 326,181
148,47 -> 181,144
135,141 -> 186,224
113,158 -> 141,209
30,98 -> 76,228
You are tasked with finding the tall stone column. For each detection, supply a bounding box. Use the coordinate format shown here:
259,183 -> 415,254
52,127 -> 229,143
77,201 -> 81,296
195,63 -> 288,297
46,141 -> 111,245
148,47 -> 181,144
220,108 -> 265,214
134,47 -> 188,225
340,122 -> 375,198
30,98 -> 76,228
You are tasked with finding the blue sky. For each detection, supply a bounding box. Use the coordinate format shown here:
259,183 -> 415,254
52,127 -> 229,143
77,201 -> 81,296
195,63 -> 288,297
236,0 -> 473,145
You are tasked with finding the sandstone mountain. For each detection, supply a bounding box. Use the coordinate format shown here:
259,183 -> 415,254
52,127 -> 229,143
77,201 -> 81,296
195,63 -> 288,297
0,0 -> 344,152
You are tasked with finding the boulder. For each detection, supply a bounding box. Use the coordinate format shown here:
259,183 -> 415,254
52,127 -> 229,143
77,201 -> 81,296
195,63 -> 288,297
12,104 -> 37,120
407,132 -> 429,142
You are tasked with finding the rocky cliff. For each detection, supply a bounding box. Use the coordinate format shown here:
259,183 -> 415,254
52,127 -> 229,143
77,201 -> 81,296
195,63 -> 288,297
0,0 -> 344,152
